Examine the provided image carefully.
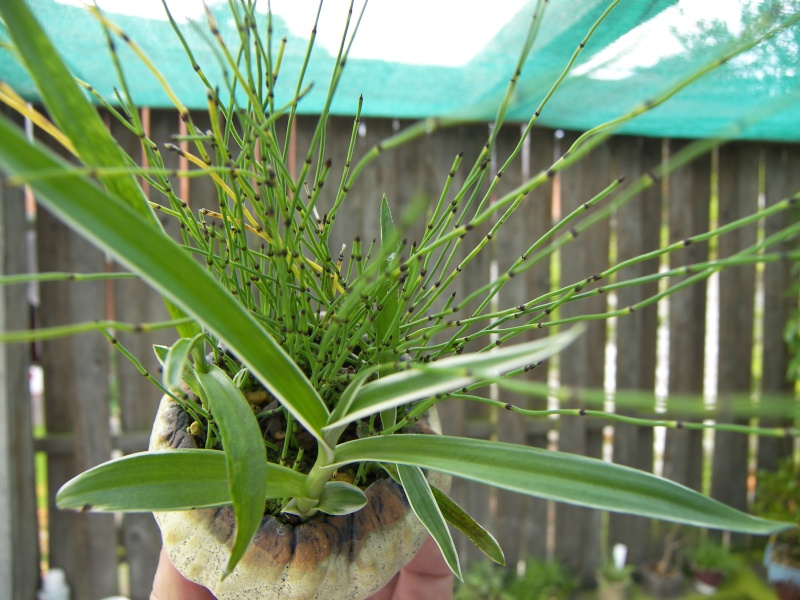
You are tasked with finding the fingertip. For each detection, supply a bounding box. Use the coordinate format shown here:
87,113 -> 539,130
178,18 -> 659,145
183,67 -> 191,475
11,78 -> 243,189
151,548 -> 216,600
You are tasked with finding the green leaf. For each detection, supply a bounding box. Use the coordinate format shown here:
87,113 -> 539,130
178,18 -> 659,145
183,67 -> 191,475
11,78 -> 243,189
431,486 -> 504,565
163,336 -> 203,392
154,344 -> 202,398
56,450 -> 307,512
317,480 -> 368,515
376,196 -> 400,431
323,326 -> 583,432
333,435 -> 791,535
56,450 -> 230,511
0,0 -> 200,341
195,365 -> 267,577
285,481 -> 368,517
398,464 -> 462,580
0,113 -> 331,449
0,1 -> 148,216
376,195 -> 400,349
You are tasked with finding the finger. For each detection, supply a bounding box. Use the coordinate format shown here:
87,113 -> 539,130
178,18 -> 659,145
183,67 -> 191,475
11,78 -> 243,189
151,548 -> 217,600
403,536 -> 453,578
392,537 -> 453,599
367,537 -> 453,600
366,571 -> 400,600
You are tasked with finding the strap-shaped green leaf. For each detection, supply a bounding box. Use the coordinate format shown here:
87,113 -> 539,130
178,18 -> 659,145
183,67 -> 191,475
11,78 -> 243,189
196,365 -> 266,577
333,435 -> 791,535
163,335 -> 205,392
431,486 -> 505,565
154,344 -> 203,398
376,195 -> 401,350
55,450 -> 306,512
377,196 -> 401,431
0,113 -> 331,450
398,464 -> 462,580
323,326 -> 582,432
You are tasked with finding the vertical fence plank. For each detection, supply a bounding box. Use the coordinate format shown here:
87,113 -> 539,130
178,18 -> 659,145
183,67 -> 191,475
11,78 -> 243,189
453,123 -> 499,566
711,143 -> 760,534
662,142 -> 710,493
420,122 -> 493,565
519,128 -> 556,563
758,144 -> 799,472
554,132 -> 610,583
608,137 -> 662,565
36,207 -> 118,599
0,114 -> 40,600
491,126 -> 554,565
111,110 -> 178,599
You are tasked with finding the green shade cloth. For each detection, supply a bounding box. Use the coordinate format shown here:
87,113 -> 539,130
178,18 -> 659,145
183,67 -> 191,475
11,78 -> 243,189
1,0 -> 799,141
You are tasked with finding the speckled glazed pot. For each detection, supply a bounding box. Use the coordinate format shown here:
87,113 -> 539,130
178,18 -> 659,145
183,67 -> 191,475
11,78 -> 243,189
149,396 -> 450,600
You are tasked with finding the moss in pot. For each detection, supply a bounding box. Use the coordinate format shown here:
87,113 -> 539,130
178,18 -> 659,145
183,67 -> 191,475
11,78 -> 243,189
0,1 -> 799,599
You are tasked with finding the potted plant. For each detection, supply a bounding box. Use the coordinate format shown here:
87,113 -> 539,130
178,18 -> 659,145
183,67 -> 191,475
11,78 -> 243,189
596,544 -> 634,600
682,537 -> 737,595
754,457 -> 800,600
0,1 -> 797,599
639,526 -> 685,599
507,558 -> 578,600
453,560 -> 510,600
454,557 -> 576,600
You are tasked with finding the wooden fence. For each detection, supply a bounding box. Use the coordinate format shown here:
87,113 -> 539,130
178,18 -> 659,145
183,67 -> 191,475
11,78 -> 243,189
1,111 -> 798,599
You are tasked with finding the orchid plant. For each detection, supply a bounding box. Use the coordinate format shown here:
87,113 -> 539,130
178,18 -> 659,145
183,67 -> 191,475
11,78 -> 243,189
0,0 -> 797,582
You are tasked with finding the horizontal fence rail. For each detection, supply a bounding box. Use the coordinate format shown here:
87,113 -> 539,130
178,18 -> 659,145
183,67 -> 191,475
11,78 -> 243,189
1,111 -> 798,598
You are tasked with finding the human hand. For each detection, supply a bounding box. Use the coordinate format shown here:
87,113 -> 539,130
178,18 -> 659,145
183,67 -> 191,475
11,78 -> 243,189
366,536 -> 454,600
150,536 -> 452,600
150,548 -> 215,600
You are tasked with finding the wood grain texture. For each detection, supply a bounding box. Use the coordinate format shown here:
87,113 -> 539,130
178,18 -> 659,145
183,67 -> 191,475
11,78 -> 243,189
553,131 -> 610,583
0,110 -> 40,600
757,144 -> 799,472
608,136 -> 662,565
711,144 -> 760,528
36,202 -> 117,599
662,141 -> 710,494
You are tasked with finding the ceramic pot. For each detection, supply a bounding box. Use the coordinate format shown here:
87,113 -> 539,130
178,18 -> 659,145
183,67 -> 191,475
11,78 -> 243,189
691,569 -> 724,595
639,563 -> 684,599
150,395 -> 450,600
764,543 -> 800,600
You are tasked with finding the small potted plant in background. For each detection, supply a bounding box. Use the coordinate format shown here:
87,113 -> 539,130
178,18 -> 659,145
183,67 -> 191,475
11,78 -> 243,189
454,557 -> 576,600
453,560 -> 510,600
639,526 -> 685,599
596,544 -> 634,600
506,558 -> 578,600
682,536 -> 737,595
0,1 -> 798,599
754,457 -> 800,600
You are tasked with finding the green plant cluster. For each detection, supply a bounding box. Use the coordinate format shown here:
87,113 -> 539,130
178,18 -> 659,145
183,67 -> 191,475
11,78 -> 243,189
454,558 -> 577,600
681,538 -> 737,579
784,264 -> 800,384
596,560 -> 635,584
754,457 -> 800,564
1,0 -> 799,583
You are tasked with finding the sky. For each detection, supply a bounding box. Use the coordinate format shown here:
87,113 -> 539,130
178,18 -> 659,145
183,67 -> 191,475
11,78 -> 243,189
55,0 -> 743,73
